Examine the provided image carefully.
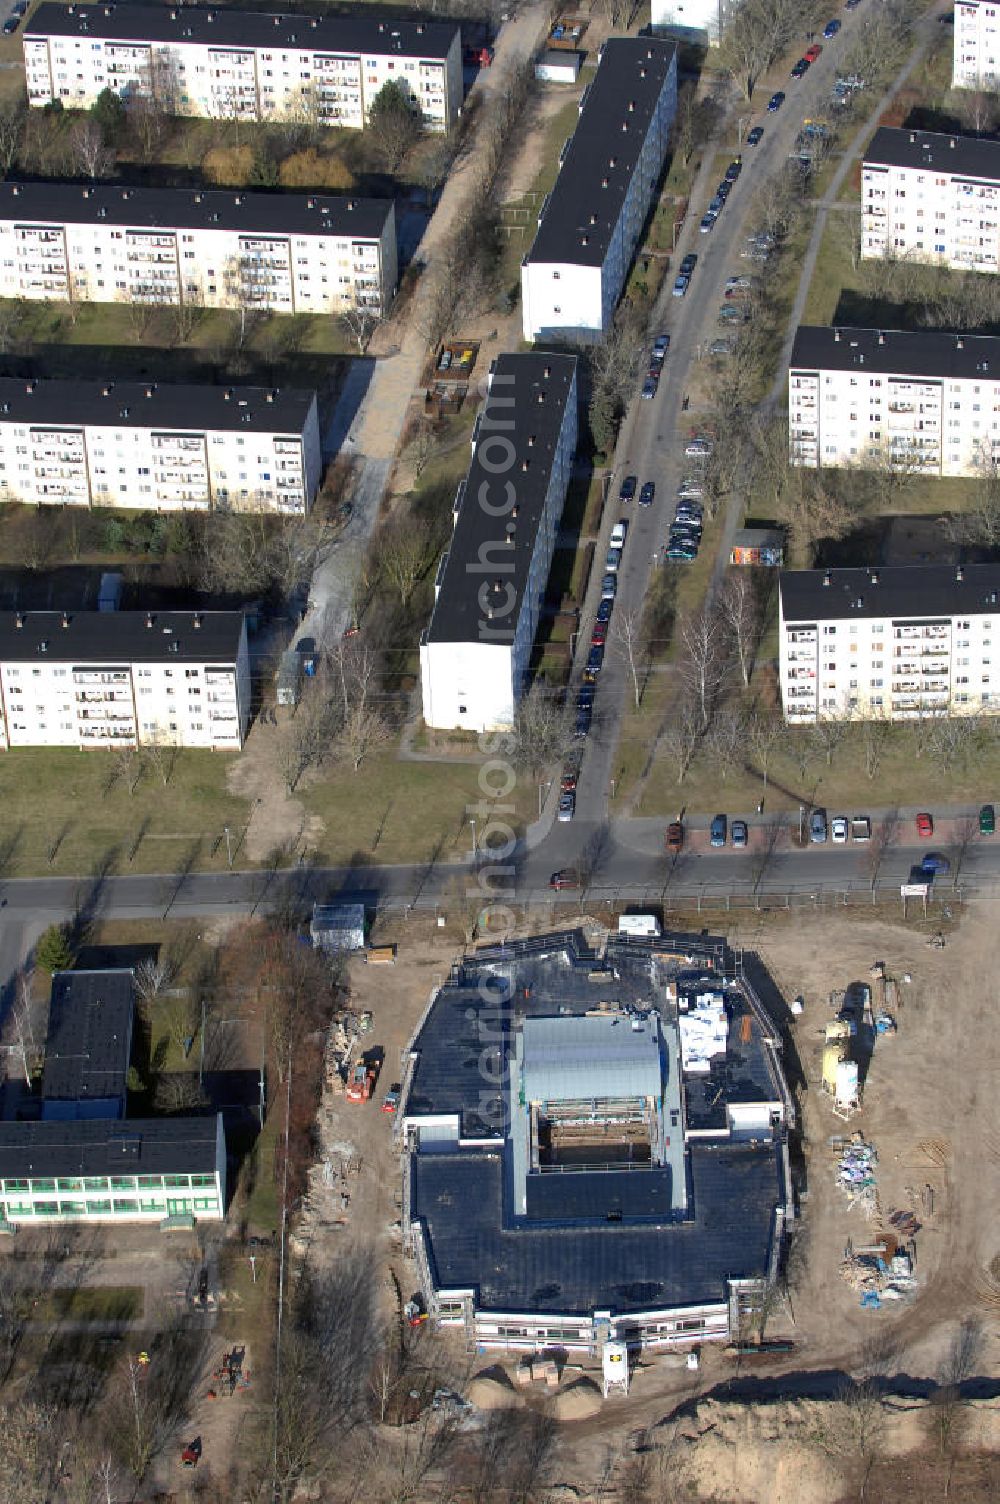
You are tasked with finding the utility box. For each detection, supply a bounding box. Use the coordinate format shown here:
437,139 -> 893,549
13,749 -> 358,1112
276,648 -> 302,707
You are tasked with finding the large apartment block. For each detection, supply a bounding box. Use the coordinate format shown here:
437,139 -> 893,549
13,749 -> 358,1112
0,182 -> 396,315
788,325 -> 1000,477
521,38 -> 677,343
420,354 -> 578,732
779,565 -> 1000,723
24,4 -> 462,131
0,610 -> 250,751
0,377 -> 321,512
953,0 -> 1000,89
862,127 -> 1000,272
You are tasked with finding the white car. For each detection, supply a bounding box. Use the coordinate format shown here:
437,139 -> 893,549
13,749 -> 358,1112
684,439 -> 713,457
610,520 -> 628,547
831,816 -> 849,844
672,274 -> 690,298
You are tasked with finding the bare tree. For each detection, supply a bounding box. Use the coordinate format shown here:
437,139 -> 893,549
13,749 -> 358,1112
677,605 -> 730,733
342,304 -> 378,354
379,514 -> 437,608
510,684 -> 573,777
745,702 -> 783,806
824,1376 -> 887,1503
339,701 -> 390,772
0,297 -> 27,355
0,97 -> 25,175
134,954 -> 174,1004
949,812 -> 979,889
610,606 -> 646,710
930,1318 -> 983,1490
810,712 -> 849,768
719,572 -> 762,688
70,117 -> 113,179
658,693 -> 702,785
705,700 -> 747,782
720,0 -> 800,101
867,807 -> 899,889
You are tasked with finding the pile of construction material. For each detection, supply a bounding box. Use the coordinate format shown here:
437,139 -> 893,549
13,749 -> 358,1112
834,1134 -> 879,1217
516,1356 -> 561,1390
678,989 -> 728,1074
324,1009 -> 374,1094
840,1238 -> 917,1309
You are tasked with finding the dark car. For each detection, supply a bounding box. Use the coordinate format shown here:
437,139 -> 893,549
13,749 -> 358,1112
641,374 -> 658,400
577,685 -> 595,709
651,333 -> 670,363
823,17 -> 841,36
549,869 -> 579,890
732,819 -> 749,849
708,194 -> 725,214
920,852 -> 951,876
586,645 -> 604,675
574,708 -> 591,737
980,803 -> 996,835
710,814 -> 727,847
639,481 -> 656,507
768,91 -> 785,111
725,159 -> 743,182
2,17 -> 18,31
746,125 -> 764,145
679,252 -> 698,276
791,58 -> 810,78
619,474 -> 638,502
809,808 -> 828,843
596,598 -> 613,623
715,181 -> 731,202
667,541 -> 698,560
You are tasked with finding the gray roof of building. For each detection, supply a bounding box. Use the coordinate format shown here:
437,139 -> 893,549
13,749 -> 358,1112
0,376 -> 315,434
27,3 -> 458,59
0,1114 -> 221,1179
0,609 -> 245,663
790,324 -> 1000,380
780,564 -> 1000,623
424,353 -> 577,646
526,37 -> 676,270
41,969 -> 134,1104
0,181 -> 391,240
521,1014 -> 663,1103
864,125 -> 1000,181
413,1140 -> 782,1315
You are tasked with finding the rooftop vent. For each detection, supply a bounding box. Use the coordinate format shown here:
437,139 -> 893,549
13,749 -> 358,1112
169,640 -> 180,654
910,131 -> 916,143
537,391 -> 545,403
589,213 -> 597,225
957,337 -> 964,349
145,612 -> 154,628
950,137 -> 956,148
823,570 -> 831,587
15,612 -> 24,629
102,385 -> 111,397
581,234 -> 588,245
877,332 -> 885,345
833,328 -> 841,342
543,365 -> 551,377
38,640 -> 48,654
957,565 -> 965,581
639,66 -> 647,78
61,611 -> 69,628
193,613 -> 202,629
621,121 -> 628,132
870,569 -> 879,585
601,176 -> 609,188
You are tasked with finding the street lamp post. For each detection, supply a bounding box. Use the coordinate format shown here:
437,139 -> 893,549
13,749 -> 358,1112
798,804 -> 806,844
469,818 -> 477,861
224,824 -> 233,869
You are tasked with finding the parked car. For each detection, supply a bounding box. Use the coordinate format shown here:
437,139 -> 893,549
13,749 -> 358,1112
709,337 -> 734,356
600,573 -> 618,600
641,374 -> 658,399
791,58 -> 810,78
823,18 -> 841,36
725,275 -> 752,294
980,803 -> 996,835
672,273 -> 691,298
851,816 -> 871,842
715,181 -> 731,202
746,125 -> 764,145
767,91 -> 786,111
710,813 -> 727,847
699,211 -> 718,233
674,501 -> 703,520
591,620 -> 607,646
382,1088 -> 401,1114
2,17 -> 19,32
916,811 -> 934,837
809,808 -> 828,843
725,158 -> 743,182
679,253 -> 698,276
605,546 -> 622,572
619,474 -> 637,502
549,868 -> 579,890
557,792 -> 576,822
666,820 -> 684,853
684,438 -> 713,456
920,851 -> 950,876
574,708 -> 591,737
586,645 -> 604,675
596,598 -> 613,623
560,772 -> 577,794
677,480 -> 704,498
708,194 -> 725,214
732,819 -> 748,848
610,520 -> 628,546
804,42 -> 823,60
639,481 -> 656,507
831,816 -> 849,844
667,540 -> 698,561
651,334 -> 670,363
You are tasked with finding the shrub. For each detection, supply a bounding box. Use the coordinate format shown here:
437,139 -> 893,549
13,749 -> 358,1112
201,144 -> 255,186
278,148 -> 355,191
35,924 -> 73,974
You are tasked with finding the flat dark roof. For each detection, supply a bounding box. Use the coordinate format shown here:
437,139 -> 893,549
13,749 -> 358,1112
424,354 -> 577,646
28,3 -> 458,59
0,376 -> 315,434
0,609 -> 245,663
0,181 -> 391,240
791,324 -> 1000,380
864,125 -> 1000,181
42,969 -> 133,1104
526,37 -> 676,269
780,564 -> 1000,623
0,1115 -> 221,1179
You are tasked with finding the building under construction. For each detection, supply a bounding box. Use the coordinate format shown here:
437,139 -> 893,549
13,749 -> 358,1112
396,929 -> 795,1355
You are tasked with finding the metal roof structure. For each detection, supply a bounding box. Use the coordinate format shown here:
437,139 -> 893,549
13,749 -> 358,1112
521,1014 -> 662,1104
41,969 -> 134,1111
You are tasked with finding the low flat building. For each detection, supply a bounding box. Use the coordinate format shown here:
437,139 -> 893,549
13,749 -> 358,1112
953,0 -> 1000,90
730,528 -> 785,566
419,353 -> 578,732
398,929 -> 793,1355
0,182 -> 396,317
862,127 -> 1000,272
789,325 -> 1000,476
24,4 -> 462,131
0,377 -> 321,513
0,609 -> 250,751
521,38 -> 677,343
41,970 -> 134,1121
779,563 -> 1000,722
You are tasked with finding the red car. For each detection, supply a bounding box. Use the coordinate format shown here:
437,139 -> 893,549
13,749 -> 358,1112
804,42 -> 823,61
591,621 -> 608,646
549,869 -> 580,890
916,812 -> 934,837
560,773 -> 577,794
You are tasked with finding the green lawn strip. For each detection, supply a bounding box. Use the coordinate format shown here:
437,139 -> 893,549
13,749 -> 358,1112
31,1285 -> 145,1324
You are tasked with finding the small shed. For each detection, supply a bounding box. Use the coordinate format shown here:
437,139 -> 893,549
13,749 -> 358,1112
535,49 -> 583,83
276,648 -> 302,707
310,903 -> 366,953
730,528 -> 785,567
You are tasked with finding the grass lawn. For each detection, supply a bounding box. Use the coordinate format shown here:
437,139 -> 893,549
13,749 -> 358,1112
241,1108 -> 281,1233
32,1286 -> 145,1324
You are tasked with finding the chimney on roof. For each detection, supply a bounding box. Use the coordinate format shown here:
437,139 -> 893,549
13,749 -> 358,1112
521,460 -> 529,471
193,613 -> 202,629
628,100 -> 635,112
910,131 -> 916,143
833,328 -> 841,342
145,612 -> 154,628
61,611 -> 69,628
957,565 -> 965,581
950,137 -> 956,148
145,386 -> 153,398
870,569 -> 879,585
527,435 -> 535,447
640,66 -> 647,77
601,176 -> 609,188
957,337 -> 964,348
15,612 -> 24,629
543,365 -> 551,377
24,381 -> 33,394
878,332 -> 885,345
823,570 -> 831,587
266,390 -> 274,403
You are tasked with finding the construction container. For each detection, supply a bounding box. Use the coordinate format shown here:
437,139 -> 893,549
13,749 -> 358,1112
822,1043 -> 845,1094
835,1059 -> 859,1108
825,1019 -> 852,1043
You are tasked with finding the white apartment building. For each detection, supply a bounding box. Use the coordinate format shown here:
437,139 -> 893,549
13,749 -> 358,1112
0,377 -> 321,512
953,0 -> 1000,89
0,610 -> 250,750
420,354 -> 579,732
779,565 -> 1000,723
521,38 -> 677,343
788,325 -> 1000,477
652,0 -> 729,44
24,4 -> 462,131
0,182 -> 396,316
862,127 -> 1000,272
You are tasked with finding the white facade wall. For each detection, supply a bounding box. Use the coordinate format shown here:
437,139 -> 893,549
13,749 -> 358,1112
779,589 -> 1000,723
521,261 -> 603,346
953,0 -> 1000,89
0,194 -> 396,316
24,23 -> 462,131
0,618 -> 250,750
0,388 -> 321,513
652,0 -> 728,43
862,155 -> 1000,272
